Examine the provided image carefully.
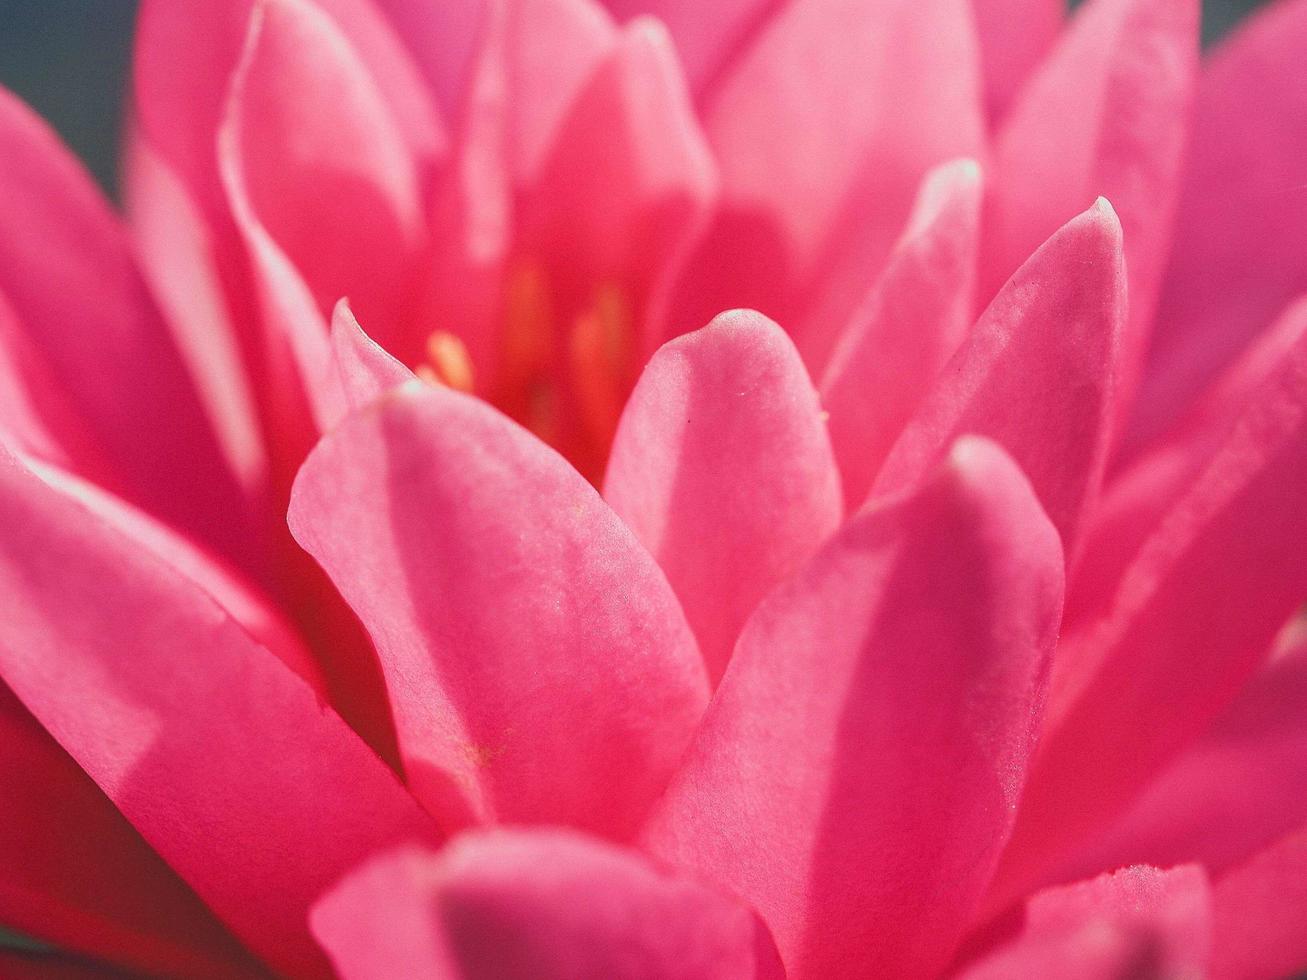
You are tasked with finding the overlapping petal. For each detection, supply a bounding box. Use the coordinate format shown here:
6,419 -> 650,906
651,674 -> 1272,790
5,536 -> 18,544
644,437 -> 1063,978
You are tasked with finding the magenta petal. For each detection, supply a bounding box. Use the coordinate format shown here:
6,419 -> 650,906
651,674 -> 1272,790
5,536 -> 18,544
289,383 -> 709,840
644,437 -> 1064,979
874,199 -> 1125,556
312,830 -> 784,980
0,87 -> 250,561
969,0 -> 1064,123
997,316 -> 1307,903
604,310 -> 842,685
1134,0 -> 1307,451
984,0 -> 1198,410
820,158 -> 983,506
1211,823 -> 1307,980
0,446 -> 442,978
1055,642 -> 1307,885
960,865 -> 1211,979
668,0 -> 985,368
0,684 -> 260,978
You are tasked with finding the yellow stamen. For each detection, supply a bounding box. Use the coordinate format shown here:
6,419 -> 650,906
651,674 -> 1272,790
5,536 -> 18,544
417,330 -> 475,393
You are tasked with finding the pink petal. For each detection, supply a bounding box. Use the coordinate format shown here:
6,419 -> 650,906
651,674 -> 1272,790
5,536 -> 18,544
983,0 -> 1198,412
0,684 -> 260,979
1131,0 -> 1307,454
994,314 -> 1307,906
643,437 -> 1064,978
323,300 -> 416,426
0,445 -> 443,978
219,0 -> 427,346
1053,642 -> 1307,886
599,0 -> 779,97
874,199 -> 1125,555
0,87 -> 251,562
667,0 -> 985,372
311,830 -> 784,980
604,310 -> 842,685
288,383 -> 709,840
820,158 -> 983,506
969,0 -> 1064,123
368,0 -> 489,123
1211,823 -> 1307,980
959,865 -> 1211,980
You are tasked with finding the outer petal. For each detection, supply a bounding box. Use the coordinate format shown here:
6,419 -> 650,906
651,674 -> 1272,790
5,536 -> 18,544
0,446 -> 443,978
1211,823 -> 1307,980
288,383 -> 709,840
959,865 -> 1211,980
667,0 -> 985,372
604,310 -> 842,685
0,684 -> 260,979
873,200 -> 1125,556
993,316 -> 1307,906
820,158 -> 983,506
643,438 -> 1064,979
311,830 -> 784,980
983,0 -> 1198,410
1054,642 -> 1307,885
0,87 -> 250,560
969,0 -> 1064,123
1132,0 -> 1307,452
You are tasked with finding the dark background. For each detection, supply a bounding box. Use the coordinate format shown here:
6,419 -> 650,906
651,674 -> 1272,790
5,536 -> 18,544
0,0 -> 1281,196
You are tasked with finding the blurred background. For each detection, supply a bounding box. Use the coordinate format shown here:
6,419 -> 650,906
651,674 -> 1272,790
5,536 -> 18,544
0,0 -> 1281,197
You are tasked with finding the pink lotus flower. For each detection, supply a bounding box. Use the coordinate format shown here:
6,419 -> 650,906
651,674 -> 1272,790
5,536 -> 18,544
1,0 -> 1306,976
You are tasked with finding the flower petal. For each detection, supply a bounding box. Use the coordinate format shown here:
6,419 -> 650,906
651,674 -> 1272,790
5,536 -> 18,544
667,0 -> 985,371
874,199 -> 1125,555
311,830 -> 784,980
820,158 -> 983,506
1132,0 -> 1307,452
322,300 -> 416,427
960,865 -> 1211,980
1054,642 -> 1307,885
289,383 -> 709,840
0,87 -> 251,561
983,0 -> 1198,410
0,445 -> 442,977
0,684 -> 260,979
1211,823 -> 1307,980
643,437 -> 1064,979
994,313 -> 1307,905
969,0 -> 1063,123
604,310 -> 842,685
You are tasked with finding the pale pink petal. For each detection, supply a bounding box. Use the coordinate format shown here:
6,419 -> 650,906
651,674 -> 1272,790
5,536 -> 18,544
1131,0 -> 1307,453
600,0 -> 779,97
289,383 -> 709,840
0,445 -> 443,978
1211,823 -> 1307,980
983,0 -> 1198,412
644,437 -> 1064,978
820,158 -> 983,506
311,830 -> 784,980
993,318 -> 1307,907
969,0 -> 1064,123
0,87 -> 252,562
604,310 -> 842,685
0,684 -> 261,979
960,865 -> 1211,980
667,0 -> 985,372
874,200 -> 1125,556
323,299 -> 416,426
1053,643 -> 1307,885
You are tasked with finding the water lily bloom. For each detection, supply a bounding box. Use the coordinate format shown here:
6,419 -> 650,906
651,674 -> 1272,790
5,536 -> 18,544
2,0 -> 1307,975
